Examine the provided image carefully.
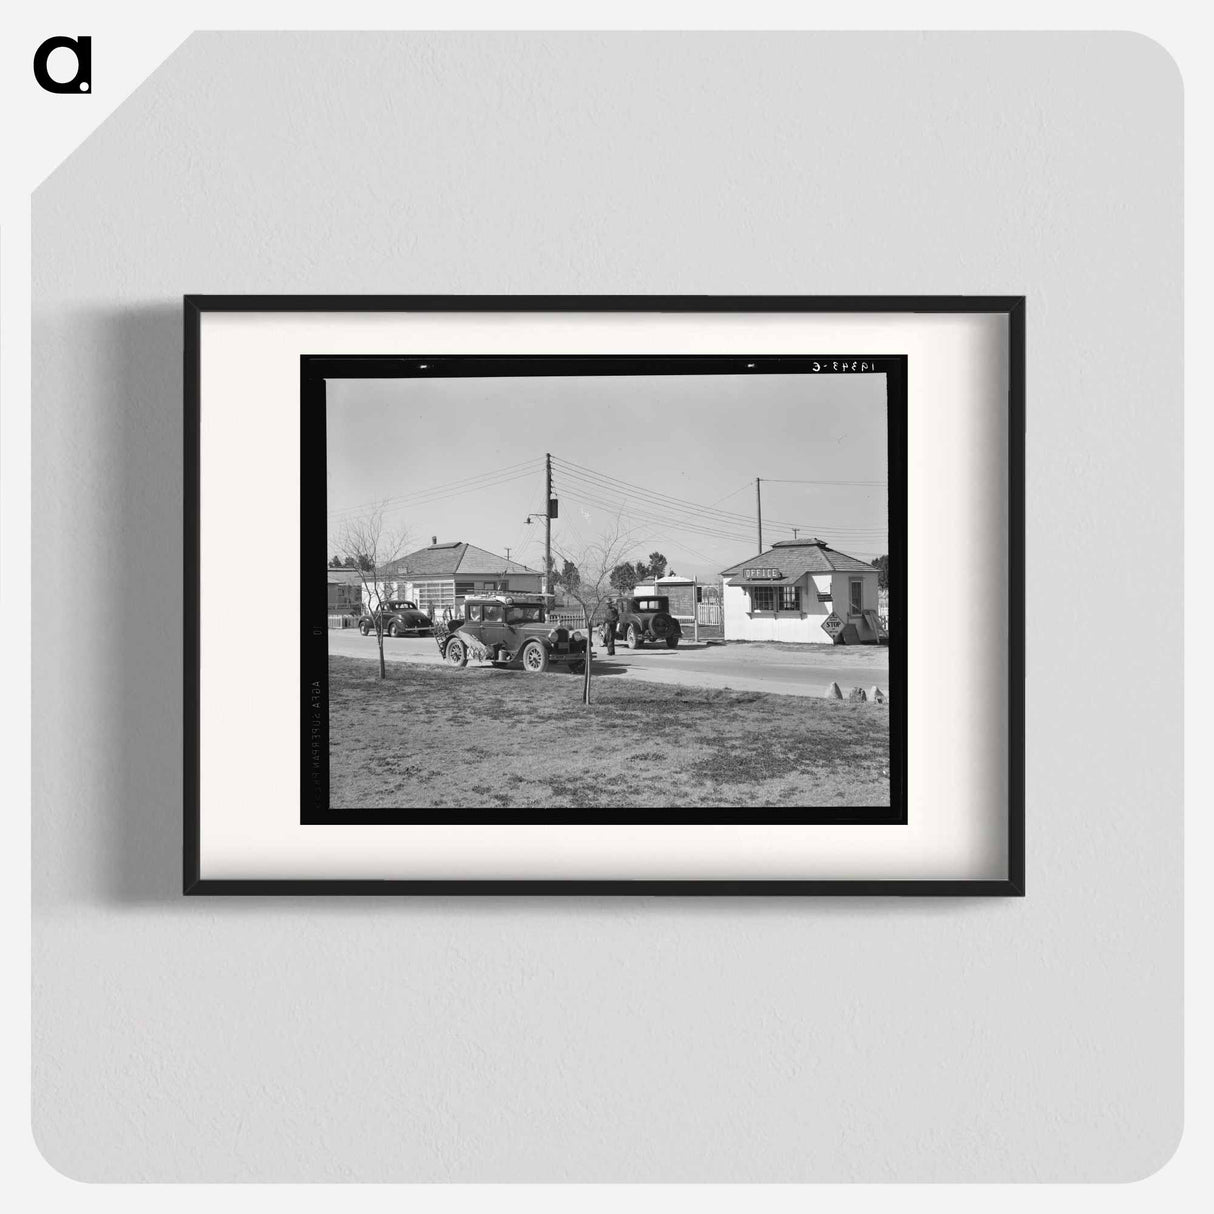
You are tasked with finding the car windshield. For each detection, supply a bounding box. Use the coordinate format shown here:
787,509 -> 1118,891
505,605 -> 544,623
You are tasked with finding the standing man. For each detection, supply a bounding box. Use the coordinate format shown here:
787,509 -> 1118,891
602,598 -> 620,656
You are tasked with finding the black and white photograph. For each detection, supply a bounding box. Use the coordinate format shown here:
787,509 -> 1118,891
187,296 -> 1019,891
307,355 -> 906,822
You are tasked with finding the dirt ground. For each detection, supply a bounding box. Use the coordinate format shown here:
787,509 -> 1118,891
327,655 -> 890,810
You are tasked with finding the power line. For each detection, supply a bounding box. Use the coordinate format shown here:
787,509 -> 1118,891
759,477 -> 886,486
559,487 -> 756,545
557,471 -> 762,537
555,454 -> 886,503
558,476 -> 887,544
327,464 -> 536,521
553,456 -> 769,527
707,481 -> 754,509
552,455 -> 886,535
557,495 -> 857,560
326,458 -> 538,521
560,484 -> 887,548
326,470 -> 538,530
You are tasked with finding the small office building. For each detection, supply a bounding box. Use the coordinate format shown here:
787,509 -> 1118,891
720,538 -> 882,644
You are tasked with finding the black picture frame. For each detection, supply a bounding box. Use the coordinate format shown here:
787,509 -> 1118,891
184,295 -> 1025,897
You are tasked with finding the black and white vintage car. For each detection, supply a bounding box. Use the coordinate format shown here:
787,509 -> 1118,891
434,594 -> 588,674
358,599 -> 434,637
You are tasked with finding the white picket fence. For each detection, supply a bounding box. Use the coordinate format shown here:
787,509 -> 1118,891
547,611 -> 591,631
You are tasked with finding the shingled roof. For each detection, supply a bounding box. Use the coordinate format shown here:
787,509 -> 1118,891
721,538 -> 876,586
380,541 -> 540,579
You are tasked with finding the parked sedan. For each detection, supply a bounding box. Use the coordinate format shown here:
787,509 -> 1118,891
608,595 -> 682,649
358,600 -> 434,637
434,594 -> 587,674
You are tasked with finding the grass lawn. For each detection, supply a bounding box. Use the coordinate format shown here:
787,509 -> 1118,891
328,655 -> 890,810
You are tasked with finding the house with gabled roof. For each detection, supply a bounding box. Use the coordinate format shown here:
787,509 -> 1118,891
373,538 -> 542,617
720,538 -> 882,644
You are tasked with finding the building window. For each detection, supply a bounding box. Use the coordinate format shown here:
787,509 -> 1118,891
849,578 -> 863,616
750,586 -> 777,611
750,586 -> 801,612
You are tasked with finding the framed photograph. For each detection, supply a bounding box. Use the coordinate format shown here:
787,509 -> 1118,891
185,296 -> 1023,894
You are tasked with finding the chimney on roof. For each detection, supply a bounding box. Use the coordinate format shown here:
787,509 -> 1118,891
431,535 -> 437,546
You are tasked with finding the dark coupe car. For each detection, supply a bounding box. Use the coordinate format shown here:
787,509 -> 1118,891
358,599 -> 433,637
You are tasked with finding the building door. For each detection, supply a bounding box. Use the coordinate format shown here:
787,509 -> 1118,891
849,578 -> 863,617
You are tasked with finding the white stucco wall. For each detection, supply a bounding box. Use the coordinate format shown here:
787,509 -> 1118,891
724,574 -> 831,643
724,571 -> 882,643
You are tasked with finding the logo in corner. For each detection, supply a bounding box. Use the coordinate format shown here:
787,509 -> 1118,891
33,35 -> 91,94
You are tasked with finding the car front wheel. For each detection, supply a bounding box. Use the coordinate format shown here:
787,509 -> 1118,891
359,619 -> 371,635
521,640 -> 550,673
665,636 -> 679,648
444,638 -> 467,667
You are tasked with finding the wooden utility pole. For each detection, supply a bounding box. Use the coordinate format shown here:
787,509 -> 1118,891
756,477 -> 763,552
545,452 -> 553,598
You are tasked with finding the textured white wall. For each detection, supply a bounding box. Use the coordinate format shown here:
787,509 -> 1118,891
31,32 -> 1182,1181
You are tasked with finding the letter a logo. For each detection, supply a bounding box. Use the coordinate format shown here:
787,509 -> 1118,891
33,35 -> 92,94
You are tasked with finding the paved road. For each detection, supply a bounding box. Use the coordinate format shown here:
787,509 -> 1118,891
327,630 -> 889,699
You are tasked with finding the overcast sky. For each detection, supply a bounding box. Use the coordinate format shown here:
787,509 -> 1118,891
326,372 -> 888,581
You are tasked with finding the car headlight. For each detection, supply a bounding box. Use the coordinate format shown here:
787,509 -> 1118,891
570,630 -> 584,641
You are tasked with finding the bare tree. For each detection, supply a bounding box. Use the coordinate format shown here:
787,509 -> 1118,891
552,515 -> 638,705
333,505 -> 411,680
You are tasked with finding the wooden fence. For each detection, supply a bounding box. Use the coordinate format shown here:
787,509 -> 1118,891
547,610 -> 593,631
